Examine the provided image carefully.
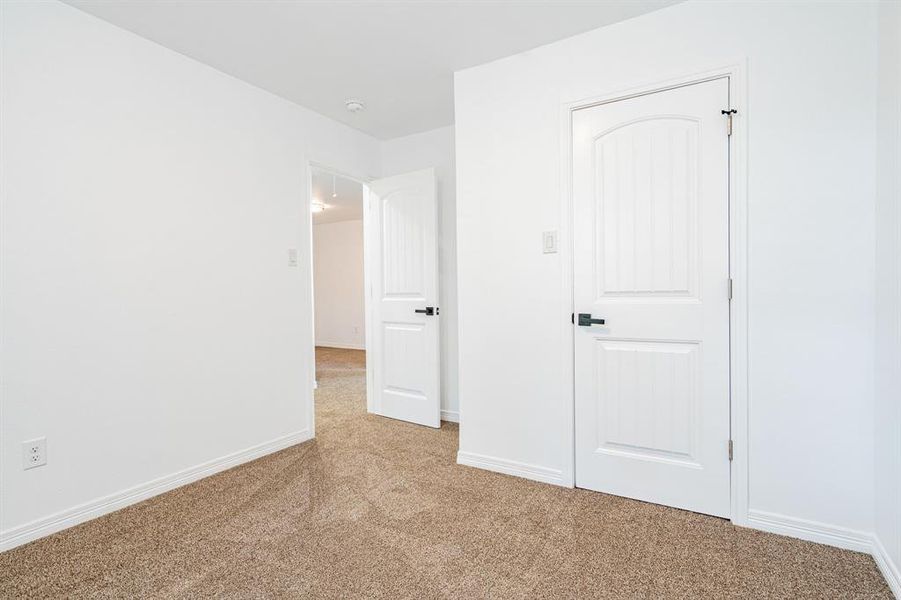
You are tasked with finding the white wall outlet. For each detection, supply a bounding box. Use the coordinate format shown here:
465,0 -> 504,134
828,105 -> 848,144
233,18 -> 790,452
542,230 -> 558,254
22,437 -> 47,470
287,248 -> 299,267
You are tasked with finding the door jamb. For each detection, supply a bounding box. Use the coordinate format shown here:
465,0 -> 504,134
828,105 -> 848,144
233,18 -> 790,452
558,61 -> 749,525
305,160 -> 374,437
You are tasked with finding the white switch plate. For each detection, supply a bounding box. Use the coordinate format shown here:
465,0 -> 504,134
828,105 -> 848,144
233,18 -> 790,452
22,437 -> 47,470
287,248 -> 299,267
542,230 -> 558,254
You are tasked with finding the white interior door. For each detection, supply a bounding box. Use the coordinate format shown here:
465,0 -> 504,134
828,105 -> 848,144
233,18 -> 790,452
572,78 -> 731,517
365,168 -> 440,428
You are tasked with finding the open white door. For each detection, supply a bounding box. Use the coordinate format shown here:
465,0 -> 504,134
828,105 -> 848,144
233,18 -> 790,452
365,168 -> 440,428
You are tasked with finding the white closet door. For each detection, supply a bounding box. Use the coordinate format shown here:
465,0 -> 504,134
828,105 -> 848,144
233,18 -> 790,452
572,78 -> 731,517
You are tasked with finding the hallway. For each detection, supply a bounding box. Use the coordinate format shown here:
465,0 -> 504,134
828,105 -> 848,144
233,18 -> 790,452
0,349 -> 890,598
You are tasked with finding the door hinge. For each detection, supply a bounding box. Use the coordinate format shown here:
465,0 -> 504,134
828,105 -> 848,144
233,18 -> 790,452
722,108 -> 737,136
728,278 -> 733,300
728,439 -> 734,461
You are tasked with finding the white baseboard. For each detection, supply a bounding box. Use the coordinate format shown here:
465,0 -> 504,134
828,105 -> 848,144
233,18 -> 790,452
457,450 -> 564,486
440,410 -> 459,423
873,534 -> 901,598
315,341 -> 365,351
746,509 -> 873,553
0,429 -> 313,553
723,510 -> 901,596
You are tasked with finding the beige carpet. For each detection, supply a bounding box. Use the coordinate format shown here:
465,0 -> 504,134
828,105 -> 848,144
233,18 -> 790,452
0,347 -> 891,598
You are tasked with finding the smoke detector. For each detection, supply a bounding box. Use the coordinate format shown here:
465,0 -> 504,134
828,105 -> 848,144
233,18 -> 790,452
345,99 -> 365,113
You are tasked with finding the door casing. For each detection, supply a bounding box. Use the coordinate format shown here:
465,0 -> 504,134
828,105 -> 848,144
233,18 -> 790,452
558,61 -> 749,525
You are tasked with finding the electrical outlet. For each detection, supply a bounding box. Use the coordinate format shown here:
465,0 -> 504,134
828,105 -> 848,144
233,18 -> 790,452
22,437 -> 47,470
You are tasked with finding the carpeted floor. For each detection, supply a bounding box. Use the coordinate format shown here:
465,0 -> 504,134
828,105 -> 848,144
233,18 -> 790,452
0,347 -> 891,598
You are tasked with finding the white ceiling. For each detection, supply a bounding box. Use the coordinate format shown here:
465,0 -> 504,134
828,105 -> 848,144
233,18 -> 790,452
312,168 -> 363,225
64,0 -> 681,140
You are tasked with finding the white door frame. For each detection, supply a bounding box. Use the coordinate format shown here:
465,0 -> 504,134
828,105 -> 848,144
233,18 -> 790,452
304,159 -> 374,437
558,61 -> 749,525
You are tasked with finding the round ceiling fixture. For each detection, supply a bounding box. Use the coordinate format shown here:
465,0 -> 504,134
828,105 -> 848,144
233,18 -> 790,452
311,201 -> 326,213
344,99 -> 365,113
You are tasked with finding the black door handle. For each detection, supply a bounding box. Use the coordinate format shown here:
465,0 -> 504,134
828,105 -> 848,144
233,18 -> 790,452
578,313 -> 605,326
414,306 -> 437,316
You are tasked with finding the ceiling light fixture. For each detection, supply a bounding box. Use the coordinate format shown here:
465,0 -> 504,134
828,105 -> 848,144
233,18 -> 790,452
344,99 -> 365,113
311,201 -> 326,213
332,174 -> 337,198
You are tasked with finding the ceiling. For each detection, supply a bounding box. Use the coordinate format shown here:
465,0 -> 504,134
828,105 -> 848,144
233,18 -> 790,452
312,168 -> 363,225
64,0 -> 680,140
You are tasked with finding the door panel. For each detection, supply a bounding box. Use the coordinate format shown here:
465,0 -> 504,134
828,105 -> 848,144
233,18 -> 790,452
366,169 -> 440,428
573,78 -> 731,517
382,190 -> 426,296
594,339 -> 699,465
595,118 -> 698,298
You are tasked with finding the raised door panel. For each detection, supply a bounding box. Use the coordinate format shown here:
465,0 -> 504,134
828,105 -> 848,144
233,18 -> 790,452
595,118 -> 699,300
594,339 -> 699,467
381,191 -> 426,299
382,322 -> 428,401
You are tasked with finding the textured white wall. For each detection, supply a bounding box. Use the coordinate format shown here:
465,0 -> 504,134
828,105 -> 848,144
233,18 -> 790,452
455,0 -> 877,535
875,0 -> 901,593
381,126 -> 459,421
0,0 -> 380,545
313,220 -> 365,350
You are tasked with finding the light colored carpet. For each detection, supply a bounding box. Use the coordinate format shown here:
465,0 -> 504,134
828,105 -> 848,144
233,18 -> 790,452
0,347 -> 891,598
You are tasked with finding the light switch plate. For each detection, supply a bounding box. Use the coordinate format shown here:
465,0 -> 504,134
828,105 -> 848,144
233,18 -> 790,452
542,230 -> 558,254
287,248 -> 299,267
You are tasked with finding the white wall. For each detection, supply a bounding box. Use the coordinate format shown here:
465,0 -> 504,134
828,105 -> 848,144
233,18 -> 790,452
0,0 -> 380,549
381,127 -> 459,421
875,0 -> 901,594
313,220 -> 365,350
455,0 -> 878,538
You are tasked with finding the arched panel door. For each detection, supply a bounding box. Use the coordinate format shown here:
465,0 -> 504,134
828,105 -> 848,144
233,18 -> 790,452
573,78 -> 731,517
366,168 -> 440,428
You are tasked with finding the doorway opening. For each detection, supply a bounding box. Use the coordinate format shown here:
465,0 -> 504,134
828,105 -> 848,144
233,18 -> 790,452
311,165 -> 367,373
307,163 -> 443,429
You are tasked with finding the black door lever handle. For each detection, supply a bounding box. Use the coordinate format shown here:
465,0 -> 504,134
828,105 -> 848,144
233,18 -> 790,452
414,307 -> 437,316
577,313 -> 605,326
